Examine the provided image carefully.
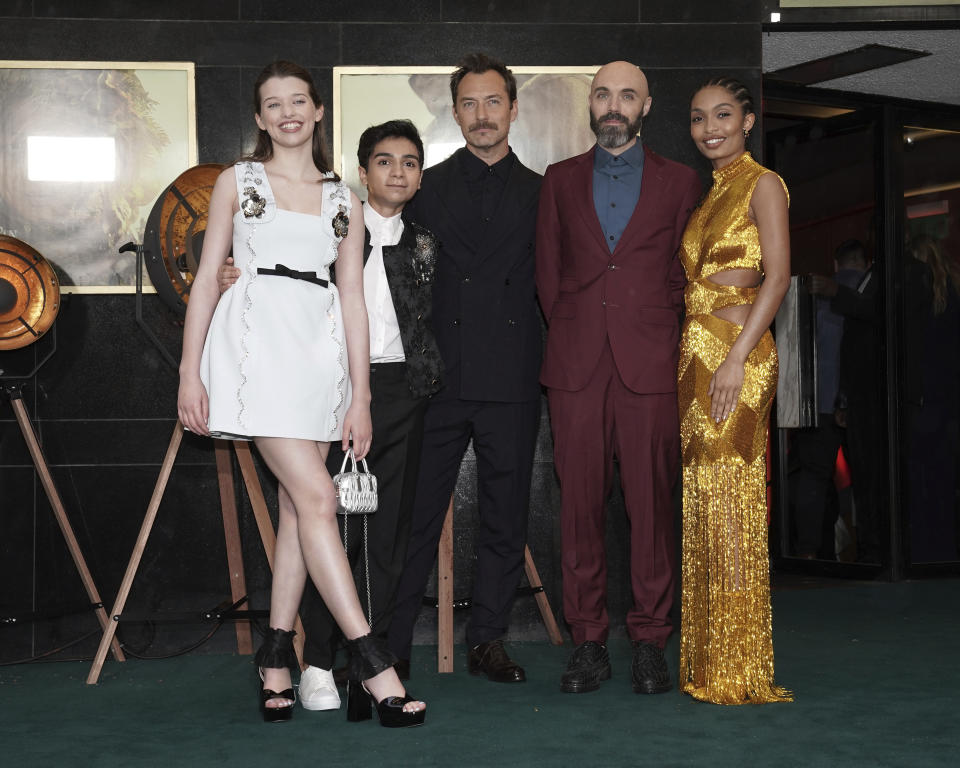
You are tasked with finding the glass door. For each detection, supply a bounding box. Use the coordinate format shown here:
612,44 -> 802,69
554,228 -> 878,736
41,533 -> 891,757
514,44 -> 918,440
897,116 -> 960,573
765,105 -> 887,573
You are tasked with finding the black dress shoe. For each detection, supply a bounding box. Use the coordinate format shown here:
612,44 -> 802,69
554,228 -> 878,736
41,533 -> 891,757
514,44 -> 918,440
631,641 -> 672,694
560,641 -> 611,693
467,639 -> 526,683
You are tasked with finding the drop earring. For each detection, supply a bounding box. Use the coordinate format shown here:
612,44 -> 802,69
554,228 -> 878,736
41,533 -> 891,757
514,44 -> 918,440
743,129 -> 751,139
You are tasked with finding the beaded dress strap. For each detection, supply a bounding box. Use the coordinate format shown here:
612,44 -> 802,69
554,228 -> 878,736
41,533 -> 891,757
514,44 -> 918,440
235,162 -> 277,224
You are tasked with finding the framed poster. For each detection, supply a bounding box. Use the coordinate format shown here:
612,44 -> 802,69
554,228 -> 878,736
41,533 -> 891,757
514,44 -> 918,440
0,61 -> 197,293
333,65 -> 600,197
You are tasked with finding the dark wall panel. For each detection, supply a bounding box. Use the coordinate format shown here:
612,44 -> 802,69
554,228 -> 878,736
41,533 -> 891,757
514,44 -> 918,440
0,1 -> 765,662
442,0 -> 641,23
0,19 -> 340,66
35,1 -> 240,20
640,0 -> 764,23
338,22 -> 757,67
239,0 -> 442,23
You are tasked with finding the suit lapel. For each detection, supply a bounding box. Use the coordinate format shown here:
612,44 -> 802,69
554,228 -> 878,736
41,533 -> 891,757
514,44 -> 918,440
569,148 -> 609,254
433,150 -> 483,267
383,218 -> 414,271
362,225 -> 373,267
613,146 -> 662,257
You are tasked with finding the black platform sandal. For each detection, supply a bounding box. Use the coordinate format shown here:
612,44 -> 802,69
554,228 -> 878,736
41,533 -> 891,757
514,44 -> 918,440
345,634 -> 426,728
255,627 -> 297,723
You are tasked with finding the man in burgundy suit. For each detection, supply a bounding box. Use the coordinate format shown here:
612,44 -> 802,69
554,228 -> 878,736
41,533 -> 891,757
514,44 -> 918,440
536,61 -> 700,694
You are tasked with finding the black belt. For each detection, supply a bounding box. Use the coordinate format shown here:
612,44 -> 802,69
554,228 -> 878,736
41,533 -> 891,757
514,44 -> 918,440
256,263 -> 328,287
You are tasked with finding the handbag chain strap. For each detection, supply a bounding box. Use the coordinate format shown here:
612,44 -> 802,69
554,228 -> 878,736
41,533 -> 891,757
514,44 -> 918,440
340,512 -> 373,627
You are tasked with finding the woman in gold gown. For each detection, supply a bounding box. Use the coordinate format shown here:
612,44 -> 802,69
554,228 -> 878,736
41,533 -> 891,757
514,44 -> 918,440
677,77 -> 792,704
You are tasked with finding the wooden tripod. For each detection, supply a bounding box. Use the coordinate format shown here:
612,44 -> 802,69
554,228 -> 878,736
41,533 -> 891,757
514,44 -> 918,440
435,495 -> 564,673
86,421 -> 305,685
1,383 -> 124,664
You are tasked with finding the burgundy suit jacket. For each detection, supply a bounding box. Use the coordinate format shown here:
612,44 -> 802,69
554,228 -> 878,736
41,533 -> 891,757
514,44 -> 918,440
536,144 -> 701,394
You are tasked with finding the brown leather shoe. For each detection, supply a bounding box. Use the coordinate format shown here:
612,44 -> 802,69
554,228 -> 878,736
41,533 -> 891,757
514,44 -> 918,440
467,639 -> 526,683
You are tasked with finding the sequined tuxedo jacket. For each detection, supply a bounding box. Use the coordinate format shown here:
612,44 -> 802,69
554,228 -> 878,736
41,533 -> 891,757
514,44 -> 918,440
404,148 -> 543,403
536,145 -> 701,394
362,220 -> 443,399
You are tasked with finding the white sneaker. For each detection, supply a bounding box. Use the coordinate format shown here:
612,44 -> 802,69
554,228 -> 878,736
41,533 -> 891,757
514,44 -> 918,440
299,665 -> 341,711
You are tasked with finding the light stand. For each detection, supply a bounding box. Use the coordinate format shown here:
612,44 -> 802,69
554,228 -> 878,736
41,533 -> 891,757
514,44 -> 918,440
0,235 -> 124,663
1,369 -> 125,665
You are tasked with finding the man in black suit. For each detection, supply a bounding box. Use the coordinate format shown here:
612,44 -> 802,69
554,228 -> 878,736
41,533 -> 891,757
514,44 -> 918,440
387,52 -> 543,682
218,120 -> 443,709
811,240 -> 883,563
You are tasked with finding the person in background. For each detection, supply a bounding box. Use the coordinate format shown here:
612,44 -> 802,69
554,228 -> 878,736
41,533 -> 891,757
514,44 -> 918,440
902,233 -> 960,562
810,240 -> 884,563
792,241 -> 867,559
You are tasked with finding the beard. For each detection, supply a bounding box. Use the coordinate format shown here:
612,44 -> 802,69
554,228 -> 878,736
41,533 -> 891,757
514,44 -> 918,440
590,110 -> 643,149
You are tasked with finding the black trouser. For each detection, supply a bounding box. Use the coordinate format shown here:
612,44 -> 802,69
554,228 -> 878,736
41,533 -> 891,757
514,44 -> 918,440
846,396 -> 884,562
387,394 -> 540,659
300,362 -> 428,670
791,414 -> 844,557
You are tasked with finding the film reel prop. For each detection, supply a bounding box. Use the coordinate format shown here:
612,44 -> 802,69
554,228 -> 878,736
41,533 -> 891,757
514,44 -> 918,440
120,163 -> 224,370
0,235 -> 59,357
143,162 -> 224,317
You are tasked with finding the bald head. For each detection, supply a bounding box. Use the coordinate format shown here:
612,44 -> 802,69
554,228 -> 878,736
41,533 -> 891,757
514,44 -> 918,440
589,61 -> 652,154
591,61 -> 649,99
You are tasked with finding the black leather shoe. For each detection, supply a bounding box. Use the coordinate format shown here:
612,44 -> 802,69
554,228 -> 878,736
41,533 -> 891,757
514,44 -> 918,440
560,641 -> 611,693
467,639 -> 526,683
631,641 -> 671,694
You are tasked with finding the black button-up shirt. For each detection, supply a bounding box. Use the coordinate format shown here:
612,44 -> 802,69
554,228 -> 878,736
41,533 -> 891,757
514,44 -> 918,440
460,147 -> 516,228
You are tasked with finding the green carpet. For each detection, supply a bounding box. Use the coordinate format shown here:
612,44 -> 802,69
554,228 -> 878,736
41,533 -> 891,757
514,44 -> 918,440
1,579 -> 957,768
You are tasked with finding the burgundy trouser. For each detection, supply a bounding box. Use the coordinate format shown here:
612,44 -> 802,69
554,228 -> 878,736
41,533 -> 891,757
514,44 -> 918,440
548,341 -> 678,647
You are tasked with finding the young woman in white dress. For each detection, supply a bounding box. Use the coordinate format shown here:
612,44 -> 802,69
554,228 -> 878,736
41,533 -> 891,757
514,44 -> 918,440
177,61 -> 425,727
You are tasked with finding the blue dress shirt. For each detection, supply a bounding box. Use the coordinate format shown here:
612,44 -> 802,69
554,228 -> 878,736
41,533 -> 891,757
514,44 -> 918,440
592,140 -> 644,253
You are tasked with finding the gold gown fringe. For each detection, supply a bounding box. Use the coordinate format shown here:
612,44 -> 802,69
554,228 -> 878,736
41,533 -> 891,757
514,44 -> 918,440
678,314 -> 792,705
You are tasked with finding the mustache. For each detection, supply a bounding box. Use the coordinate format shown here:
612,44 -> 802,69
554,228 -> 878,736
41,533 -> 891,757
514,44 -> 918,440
468,120 -> 499,132
597,111 -> 628,124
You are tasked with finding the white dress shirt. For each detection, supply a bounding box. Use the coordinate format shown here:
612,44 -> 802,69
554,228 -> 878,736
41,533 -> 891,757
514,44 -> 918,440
362,202 -> 405,363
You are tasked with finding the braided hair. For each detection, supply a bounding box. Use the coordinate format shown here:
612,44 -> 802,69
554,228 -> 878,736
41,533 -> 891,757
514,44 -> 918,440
696,76 -> 754,118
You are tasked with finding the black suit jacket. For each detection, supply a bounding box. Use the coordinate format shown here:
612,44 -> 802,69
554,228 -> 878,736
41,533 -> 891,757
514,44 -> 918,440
362,220 -> 443,399
404,147 -> 542,402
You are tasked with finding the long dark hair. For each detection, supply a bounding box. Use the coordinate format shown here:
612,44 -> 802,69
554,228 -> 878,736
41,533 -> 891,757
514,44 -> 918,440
909,234 -> 960,315
242,60 -> 338,181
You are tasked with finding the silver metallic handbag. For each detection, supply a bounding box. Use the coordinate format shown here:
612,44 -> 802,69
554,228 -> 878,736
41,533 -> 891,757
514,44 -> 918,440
333,448 -> 378,515
333,448 -> 378,623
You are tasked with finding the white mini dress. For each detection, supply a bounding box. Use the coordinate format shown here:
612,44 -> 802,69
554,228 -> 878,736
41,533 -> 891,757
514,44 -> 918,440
199,162 -> 352,441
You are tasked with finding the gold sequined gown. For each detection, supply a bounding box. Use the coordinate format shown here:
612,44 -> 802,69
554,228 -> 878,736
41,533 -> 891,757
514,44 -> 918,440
677,152 -> 792,705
